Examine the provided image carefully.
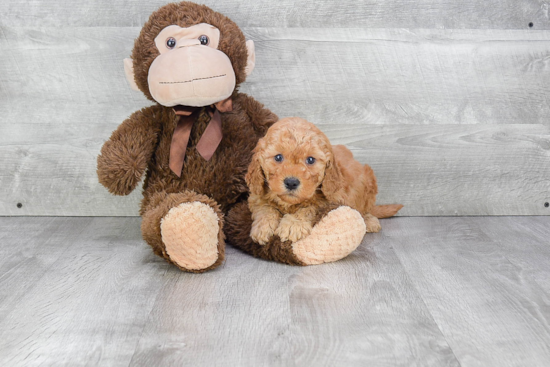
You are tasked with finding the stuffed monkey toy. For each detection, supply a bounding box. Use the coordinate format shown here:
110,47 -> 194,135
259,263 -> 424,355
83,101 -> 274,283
97,1 -> 368,272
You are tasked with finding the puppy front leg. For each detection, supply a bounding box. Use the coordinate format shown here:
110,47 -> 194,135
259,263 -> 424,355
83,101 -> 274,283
249,196 -> 282,245
276,207 -> 316,243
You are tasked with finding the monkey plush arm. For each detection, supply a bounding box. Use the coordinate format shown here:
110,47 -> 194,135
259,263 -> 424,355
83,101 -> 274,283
237,93 -> 279,136
97,107 -> 159,196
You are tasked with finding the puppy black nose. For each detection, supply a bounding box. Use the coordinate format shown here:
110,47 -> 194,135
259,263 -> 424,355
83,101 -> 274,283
284,177 -> 300,191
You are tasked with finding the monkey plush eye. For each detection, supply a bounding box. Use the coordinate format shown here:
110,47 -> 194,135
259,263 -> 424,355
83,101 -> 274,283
199,35 -> 209,45
306,157 -> 316,165
166,37 -> 176,49
274,154 -> 283,162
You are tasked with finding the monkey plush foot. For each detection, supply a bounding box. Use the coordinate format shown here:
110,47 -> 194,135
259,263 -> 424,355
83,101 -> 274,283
291,206 -> 366,265
160,201 -> 221,271
225,202 -> 366,266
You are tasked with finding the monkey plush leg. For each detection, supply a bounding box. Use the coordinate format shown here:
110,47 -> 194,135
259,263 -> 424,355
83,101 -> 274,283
225,202 -> 366,266
141,191 -> 225,273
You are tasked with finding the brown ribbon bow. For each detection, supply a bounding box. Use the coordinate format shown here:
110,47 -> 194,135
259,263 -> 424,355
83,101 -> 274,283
169,98 -> 233,177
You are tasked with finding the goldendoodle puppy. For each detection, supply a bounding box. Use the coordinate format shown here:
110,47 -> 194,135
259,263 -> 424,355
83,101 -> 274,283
246,117 -> 402,245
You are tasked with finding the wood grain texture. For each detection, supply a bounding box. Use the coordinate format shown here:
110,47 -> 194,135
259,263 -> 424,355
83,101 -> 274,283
245,28 -> 550,125
386,217 -> 550,366
477,216 -> 550,292
0,217 -> 170,366
288,235 -> 459,366
5,27 -> 549,129
1,26 -> 550,216
324,123 -> 550,216
0,0 -> 549,29
0,218 -> 90,324
128,254 -> 297,366
1,216 -> 550,366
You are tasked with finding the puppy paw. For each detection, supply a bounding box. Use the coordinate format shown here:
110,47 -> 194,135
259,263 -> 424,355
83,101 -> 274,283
251,217 -> 280,245
276,214 -> 313,243
364,213 -> 382,233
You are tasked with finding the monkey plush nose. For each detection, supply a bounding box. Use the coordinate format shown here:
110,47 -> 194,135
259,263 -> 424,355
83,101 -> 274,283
284,177 -> 300,191
177,39 -> 201,48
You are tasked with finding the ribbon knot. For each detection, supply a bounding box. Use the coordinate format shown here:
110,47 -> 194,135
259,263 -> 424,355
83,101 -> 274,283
169,98 -> 233,177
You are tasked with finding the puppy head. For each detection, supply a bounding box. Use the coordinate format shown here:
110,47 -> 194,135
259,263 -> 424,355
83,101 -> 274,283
246,117 -> 334,205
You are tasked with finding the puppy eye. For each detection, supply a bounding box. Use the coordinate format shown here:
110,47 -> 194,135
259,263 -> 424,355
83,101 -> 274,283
166,37 -> 176,49
274,154 -> 283,162
199,35 -> 209,45
306,157 -> 316,165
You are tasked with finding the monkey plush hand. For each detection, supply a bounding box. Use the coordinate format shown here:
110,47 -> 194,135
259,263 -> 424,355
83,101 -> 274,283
97,2 -> 368,272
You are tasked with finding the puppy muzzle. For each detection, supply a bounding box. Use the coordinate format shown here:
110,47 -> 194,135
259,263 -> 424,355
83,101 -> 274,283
284,177 -> 300,191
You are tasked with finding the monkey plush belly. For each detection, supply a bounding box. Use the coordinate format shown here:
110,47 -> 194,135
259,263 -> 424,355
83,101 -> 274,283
140,98 -> 260,214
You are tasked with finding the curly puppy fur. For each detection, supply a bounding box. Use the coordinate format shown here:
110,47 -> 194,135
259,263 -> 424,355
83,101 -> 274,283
246,117 -> 402,244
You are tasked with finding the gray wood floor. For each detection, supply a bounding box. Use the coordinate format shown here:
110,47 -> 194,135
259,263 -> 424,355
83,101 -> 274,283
1,216 -> 549,366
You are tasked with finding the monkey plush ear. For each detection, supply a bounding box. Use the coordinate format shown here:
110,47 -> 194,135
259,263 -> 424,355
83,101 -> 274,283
244,40 -> 256,77
123,58 -> 141,92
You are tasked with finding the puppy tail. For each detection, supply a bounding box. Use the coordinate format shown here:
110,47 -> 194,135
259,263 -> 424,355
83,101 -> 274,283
370,204 -> 403,219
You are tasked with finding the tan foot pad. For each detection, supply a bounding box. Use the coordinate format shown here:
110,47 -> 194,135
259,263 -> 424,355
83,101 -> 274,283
292,206 -> 367,265
160,202 -> 220,271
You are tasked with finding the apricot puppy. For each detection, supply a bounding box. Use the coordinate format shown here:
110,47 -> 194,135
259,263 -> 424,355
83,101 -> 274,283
245,117 -> 402,245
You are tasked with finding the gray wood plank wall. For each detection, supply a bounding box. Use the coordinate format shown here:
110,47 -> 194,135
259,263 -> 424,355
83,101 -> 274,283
1,0 -> 549,216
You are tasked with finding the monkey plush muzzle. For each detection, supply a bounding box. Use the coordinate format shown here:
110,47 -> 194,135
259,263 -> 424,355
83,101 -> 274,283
148,45 -> 236,107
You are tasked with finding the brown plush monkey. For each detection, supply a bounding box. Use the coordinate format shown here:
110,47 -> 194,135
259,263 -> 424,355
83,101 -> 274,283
98,2 -> 368,272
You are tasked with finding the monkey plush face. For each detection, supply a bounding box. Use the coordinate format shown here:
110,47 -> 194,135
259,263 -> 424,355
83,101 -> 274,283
147,23 -> 236,106
124,2 -> 255,107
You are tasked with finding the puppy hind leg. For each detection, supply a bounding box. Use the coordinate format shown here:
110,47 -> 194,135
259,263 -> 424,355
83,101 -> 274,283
363,212 -> 382,233
370,204 -> 404,219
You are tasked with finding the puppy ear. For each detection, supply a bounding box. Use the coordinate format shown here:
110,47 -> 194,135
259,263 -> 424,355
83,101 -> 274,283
246,148 -> 266,196
321,152 -> 344,203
